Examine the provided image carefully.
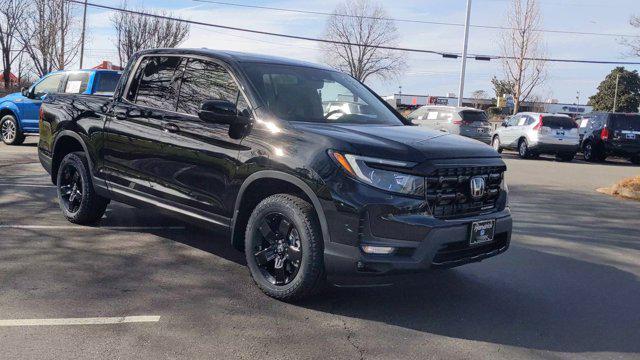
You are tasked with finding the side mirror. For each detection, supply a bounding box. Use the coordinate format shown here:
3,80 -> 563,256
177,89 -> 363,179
198,99 -> 250,125
501,121 -> 508,127
21,87 -> 31,98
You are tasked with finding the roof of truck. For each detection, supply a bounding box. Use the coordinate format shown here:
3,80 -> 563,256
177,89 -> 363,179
137,48 -> 334,71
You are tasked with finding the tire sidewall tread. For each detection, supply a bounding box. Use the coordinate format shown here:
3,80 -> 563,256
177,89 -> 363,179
245,194 -> 325,301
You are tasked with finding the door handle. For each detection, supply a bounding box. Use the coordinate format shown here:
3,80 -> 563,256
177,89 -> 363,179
163,122 -> 180,133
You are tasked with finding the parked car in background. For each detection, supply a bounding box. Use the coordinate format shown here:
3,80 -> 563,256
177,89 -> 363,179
577,112 -> 640,164
38,48 -> 511,301
0,69 -> 121,145
406,105 -> 493,144
491,112 -> 579,161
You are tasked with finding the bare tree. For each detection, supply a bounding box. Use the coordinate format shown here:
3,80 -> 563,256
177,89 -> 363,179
499,0 -> 546,114
620,15 -> 640,57
17,0 -> 81,77
111,2 -> 190,66
321,0 -> 406,83
0,0 -> 29,89
471,89 -> 488,108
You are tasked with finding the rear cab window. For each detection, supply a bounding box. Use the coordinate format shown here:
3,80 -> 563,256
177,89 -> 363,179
126,56 -> 182,112
609,114 -> 640,131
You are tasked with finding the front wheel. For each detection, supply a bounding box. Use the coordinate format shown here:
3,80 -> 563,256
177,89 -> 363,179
245,194 -> 325,301
56,152 -> 110,224
630,156 -> 640,165
1,115 -> 25,145
492,136 -> 503,153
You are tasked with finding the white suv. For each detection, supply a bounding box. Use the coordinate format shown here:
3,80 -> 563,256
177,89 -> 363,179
492,112 -> 579,161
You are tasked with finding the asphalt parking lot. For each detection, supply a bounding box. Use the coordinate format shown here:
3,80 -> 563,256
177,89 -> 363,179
1,138 -> 639,360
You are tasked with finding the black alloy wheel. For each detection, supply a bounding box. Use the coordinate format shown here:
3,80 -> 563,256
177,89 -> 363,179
253,212 -> 303,286
59,163 -> 84,213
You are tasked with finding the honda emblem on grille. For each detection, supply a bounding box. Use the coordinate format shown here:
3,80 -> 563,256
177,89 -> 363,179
470,176 -> 486,199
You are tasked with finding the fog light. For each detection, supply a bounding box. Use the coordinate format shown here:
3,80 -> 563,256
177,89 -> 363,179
361,245 -> 396,254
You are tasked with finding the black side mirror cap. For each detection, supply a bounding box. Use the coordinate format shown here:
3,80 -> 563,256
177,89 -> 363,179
198,99 -> 251,125
21,87 -> 30,98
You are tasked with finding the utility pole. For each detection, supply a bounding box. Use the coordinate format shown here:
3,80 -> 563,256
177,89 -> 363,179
457,0 -> 472,107
60,0 -> 65,70
79,0 -> 88,69
613,73 -> 620,112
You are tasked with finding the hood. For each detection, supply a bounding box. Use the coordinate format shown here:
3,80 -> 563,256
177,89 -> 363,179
0,92 -> 25,103
292,123 -> 499,162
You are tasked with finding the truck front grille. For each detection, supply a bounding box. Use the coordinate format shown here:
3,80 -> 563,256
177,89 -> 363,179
426,166 -> 505,219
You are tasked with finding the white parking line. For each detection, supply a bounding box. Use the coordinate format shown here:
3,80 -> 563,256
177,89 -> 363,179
0,225 -> 185,230
0,183 -> 55,188
0,316 -> 161,327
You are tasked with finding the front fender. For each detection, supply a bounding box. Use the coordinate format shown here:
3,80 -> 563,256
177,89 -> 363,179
0,101 -> 22,126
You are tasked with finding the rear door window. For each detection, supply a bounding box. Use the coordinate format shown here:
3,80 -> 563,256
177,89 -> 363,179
94,72 -> 122,95
542,116 -> 577,129
460,110 -> 488,123
129,56 -> 182,112
63,72 -> 91,94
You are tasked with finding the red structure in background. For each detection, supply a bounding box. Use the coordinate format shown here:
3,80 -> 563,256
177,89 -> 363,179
0,72 -> 19,87
92,61 -> 123,71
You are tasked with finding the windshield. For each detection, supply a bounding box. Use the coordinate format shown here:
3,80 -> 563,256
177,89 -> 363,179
241,63 -> 403,125
460,110 -> 488,123
542,116 -> 577,129
610,114 -> 640,131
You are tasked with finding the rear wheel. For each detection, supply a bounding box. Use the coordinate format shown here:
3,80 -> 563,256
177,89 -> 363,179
518,138 -> 532,159
491,135 -> 503,153
583,142 -> 602,162
1,115 -> 25,145
56,152 -> 110,224
245,194 -> 325,301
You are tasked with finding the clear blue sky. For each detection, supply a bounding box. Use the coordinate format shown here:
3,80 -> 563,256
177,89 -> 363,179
80,0 -> 640,104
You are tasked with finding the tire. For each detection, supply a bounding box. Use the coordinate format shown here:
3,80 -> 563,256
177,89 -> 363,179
630,156 -> 640,165
518,138 -> 532,159
583,142 -> 602,162
245,194 -> 325,301
56,152 -> 109,224
1,115 -> 25,145
556,152 -> 576,162
491,135 -> 503,153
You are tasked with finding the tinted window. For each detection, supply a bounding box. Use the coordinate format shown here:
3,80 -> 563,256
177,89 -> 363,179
241,63 -> 403,125
94,72 -> 122,94
64,72 -> 91,94
407,107 -> 428,120
132,56 -> 182,111
177,59 -> 246,116
33,73 -> 64,99
610,114 -> 640,131
460,110 -> 488,123
542,116 -> 577,129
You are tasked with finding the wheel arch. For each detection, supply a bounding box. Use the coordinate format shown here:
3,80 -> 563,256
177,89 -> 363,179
0,107 -> 20,130
231,171 -> 331,251
51,131 -> 92,185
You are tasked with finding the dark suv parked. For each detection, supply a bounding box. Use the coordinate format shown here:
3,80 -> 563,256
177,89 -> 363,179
578,112 -> 640,164
38,49 -> 512,301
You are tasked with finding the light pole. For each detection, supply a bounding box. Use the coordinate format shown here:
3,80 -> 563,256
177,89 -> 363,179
457,0 -> 472,107
613,73 -> 620,112
79,0 -> 88,69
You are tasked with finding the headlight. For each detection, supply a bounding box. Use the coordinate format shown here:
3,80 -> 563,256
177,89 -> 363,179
500,173 -> 509,207
329,151 -> 425,197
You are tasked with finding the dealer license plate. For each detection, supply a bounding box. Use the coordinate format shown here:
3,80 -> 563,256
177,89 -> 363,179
470,220 -> 495,245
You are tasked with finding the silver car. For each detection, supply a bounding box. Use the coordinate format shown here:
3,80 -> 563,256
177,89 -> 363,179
491,112 -> 579,161
406,106 -> 493,144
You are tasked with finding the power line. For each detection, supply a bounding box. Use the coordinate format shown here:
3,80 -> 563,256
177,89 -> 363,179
192,0 -> 640,39
65,0 -> 640,66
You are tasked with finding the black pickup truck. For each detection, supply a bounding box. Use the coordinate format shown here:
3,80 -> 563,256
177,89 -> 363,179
38,48 -> 512,301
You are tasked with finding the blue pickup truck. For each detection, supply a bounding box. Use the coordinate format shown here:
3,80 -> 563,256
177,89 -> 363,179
0,69 -> 121,145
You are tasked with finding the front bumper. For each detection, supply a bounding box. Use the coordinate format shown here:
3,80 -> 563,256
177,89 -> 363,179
324,208 -> 511,282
